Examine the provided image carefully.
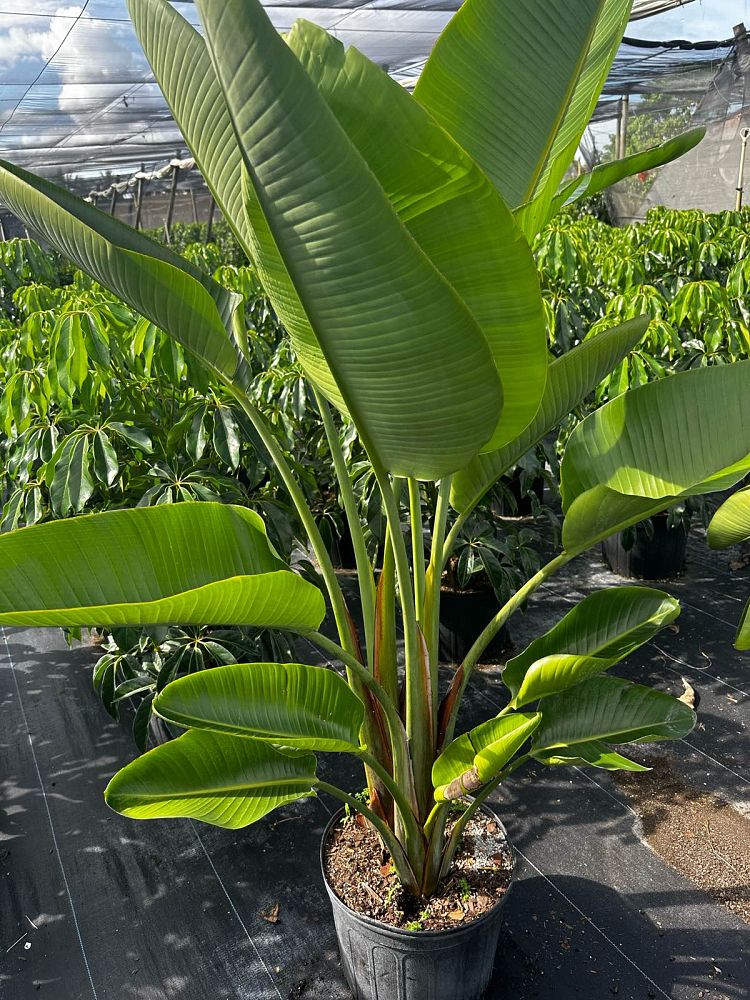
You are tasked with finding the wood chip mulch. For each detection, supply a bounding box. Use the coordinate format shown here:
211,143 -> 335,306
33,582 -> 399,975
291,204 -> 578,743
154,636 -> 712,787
323,811 -> 514,932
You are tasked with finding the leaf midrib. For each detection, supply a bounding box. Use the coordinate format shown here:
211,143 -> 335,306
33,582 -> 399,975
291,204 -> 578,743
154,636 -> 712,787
116,778 -> 316,801
522,0 -> 607,205
154,704 -> 356,749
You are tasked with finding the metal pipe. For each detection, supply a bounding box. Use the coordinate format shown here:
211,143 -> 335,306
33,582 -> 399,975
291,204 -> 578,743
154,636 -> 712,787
205,194 -> 216,244
109,183 -> 118,217
617,93 -> 630,160
164,162 -> 180,243
736,127 -> 750,211
134,163 -> 146,231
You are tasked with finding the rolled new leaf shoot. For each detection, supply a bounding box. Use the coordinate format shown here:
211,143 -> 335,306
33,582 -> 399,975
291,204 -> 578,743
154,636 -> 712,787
433,712 -> 540,801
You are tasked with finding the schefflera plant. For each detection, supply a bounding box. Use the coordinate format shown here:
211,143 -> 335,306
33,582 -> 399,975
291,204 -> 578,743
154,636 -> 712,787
0,0 -> 742,898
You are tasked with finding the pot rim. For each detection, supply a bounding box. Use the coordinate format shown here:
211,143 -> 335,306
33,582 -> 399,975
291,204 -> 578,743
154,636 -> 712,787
319,803 -> 516,940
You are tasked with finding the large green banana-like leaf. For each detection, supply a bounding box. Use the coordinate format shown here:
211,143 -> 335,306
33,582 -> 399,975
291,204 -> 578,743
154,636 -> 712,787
0,503 -> 324,629
451,317 -> 648,513
707,490 -> 750,650
534,740 -> 649,772
197,0 -> 502,480
503,586 -> 680,703
127,0 -> 347,414
561,362 -> 750,553
286,20 -> 547,452
546,128 -> 706,225
513,0 -> 635,239
509,654 -> 624,710
105,730 -> 317,828
707,489 -> 750,549
154,662 -> 364,753
533,675 -> 696,753
127,0 -> 251,254
415,0 -> 629,218
0,161 -> 244,383
432,712 -> 540,800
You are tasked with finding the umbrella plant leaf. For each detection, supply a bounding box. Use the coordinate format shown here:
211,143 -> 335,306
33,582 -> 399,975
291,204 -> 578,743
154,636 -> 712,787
533,675 -> 696,752
451,317 -> 648,513
287,19 -> 547,452
155,661 -> 364,753
49,434 -> 95,515
0,160 -> 246,385
0,503 -> 325,629
503,586 -> 680,701
561,361 -> 750,553
105,730 -> 317,828
93,430 -> 119,486
196,0 -> 502,480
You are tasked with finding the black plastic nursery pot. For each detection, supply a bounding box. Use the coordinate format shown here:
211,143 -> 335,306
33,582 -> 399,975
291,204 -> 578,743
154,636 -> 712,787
439,586 -> 511,663
601,513 -> 689,581
321,808 -> 516,1000
328,523 -> 359,570
494,470 -> 545,517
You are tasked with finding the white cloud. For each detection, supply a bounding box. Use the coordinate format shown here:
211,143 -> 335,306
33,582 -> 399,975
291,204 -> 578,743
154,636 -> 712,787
0,5 -> 156,173
0,6 -> 84,70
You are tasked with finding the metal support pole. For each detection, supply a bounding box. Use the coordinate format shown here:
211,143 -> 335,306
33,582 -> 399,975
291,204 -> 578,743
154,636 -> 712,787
0,218 -> 6,241
109,183 -> 118,217
134,164 -> 145,231
617,93 -> 630,160
736,127 -> 750,211
164,162 -> 180,244
190,188 -> 199,224
205,194 -> 216,244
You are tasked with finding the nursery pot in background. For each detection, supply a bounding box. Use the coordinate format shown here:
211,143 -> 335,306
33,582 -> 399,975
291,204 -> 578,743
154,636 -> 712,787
439,586 -> 512,663
602,512 -> 690,580
321,809 -> 516,1000
328,522 -> 358,570
494,469 -> 545,517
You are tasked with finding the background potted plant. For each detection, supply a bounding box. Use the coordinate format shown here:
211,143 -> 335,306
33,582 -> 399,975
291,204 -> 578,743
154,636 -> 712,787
601,497 -> 709,580
440,511 -> 543,662
0,2 -> 738,999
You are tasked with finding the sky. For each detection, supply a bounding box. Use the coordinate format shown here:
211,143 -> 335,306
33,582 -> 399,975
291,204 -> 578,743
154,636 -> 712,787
0,1 -> 747,179
590,1 -> 750,149
635,0 -> 750,39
